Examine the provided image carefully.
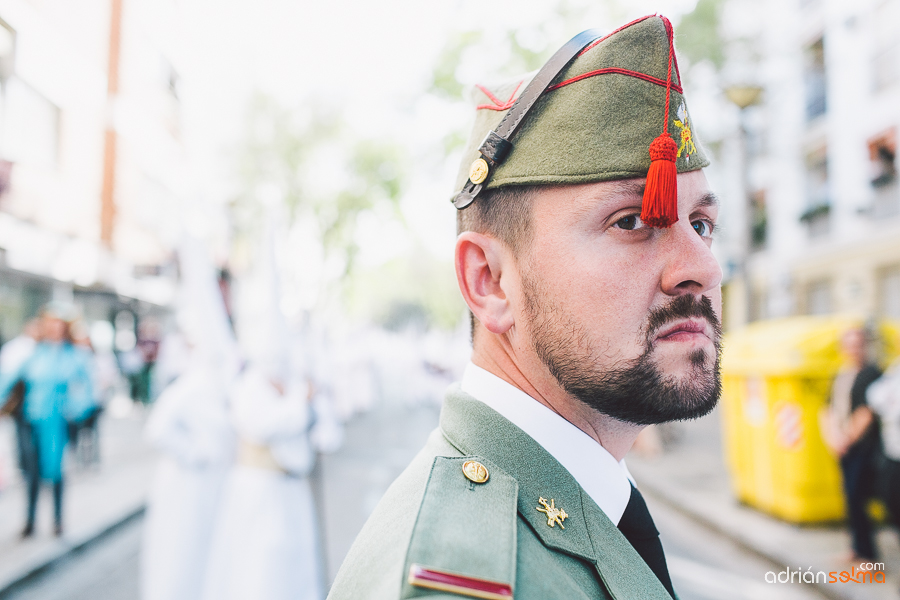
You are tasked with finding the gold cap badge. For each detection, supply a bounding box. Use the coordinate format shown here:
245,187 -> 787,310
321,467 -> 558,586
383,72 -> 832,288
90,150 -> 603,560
462,460 -> 489,484
468,158 -> 489,185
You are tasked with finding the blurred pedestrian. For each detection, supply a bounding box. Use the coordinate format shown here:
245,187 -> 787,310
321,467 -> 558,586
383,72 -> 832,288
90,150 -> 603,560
68,327 -> 104,468
821,327 -> 882,564
868,356 -> 900,555
0,318 -> 41,476
202,364 -> 322,600
133,320 -> 161,404
88,320 -> 124,408
200,206 -> 325,599
0,319 -> 41,374
141,235 -> 240,600
0,304 -> 94,537
141,347 -> 235,600
119,343 -> 146,403
152,329 -> 191,397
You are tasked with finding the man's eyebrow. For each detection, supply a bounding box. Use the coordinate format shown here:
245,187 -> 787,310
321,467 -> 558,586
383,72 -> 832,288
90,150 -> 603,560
573,180 -> 644,217
610,180 -> 645,197
695,192 -> 720,209
580,182 -> 718,210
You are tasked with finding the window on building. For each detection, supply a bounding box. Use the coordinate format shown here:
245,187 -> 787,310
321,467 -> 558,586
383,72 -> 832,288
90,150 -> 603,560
873,0 -> 900,92
880,266 -> 900,319
868,129 -> 899,217
805,279 -> 832,315
804,38 -> 827,121
800,148 -> 830,236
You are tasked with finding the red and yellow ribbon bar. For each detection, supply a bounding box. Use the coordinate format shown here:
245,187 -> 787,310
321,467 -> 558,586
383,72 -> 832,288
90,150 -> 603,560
408,564 -> 513,600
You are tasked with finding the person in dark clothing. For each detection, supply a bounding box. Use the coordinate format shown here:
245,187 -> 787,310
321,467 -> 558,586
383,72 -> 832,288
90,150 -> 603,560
0,319 -> 41,476
867,358 -> 900,556
823,327 -> 882,564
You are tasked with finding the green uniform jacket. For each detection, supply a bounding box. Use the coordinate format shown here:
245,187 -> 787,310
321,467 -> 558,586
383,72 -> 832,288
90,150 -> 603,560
327,386 -> 674,600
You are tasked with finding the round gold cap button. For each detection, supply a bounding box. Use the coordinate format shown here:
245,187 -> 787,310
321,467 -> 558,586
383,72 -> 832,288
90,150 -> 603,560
462,460 -> 489,484
468,158 -> 489,185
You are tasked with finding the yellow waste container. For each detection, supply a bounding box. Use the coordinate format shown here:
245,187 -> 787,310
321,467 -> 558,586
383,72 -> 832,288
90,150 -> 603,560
720,316 -> 900,523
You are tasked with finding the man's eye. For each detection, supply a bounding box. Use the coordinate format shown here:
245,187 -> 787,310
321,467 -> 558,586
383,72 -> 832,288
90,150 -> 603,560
692,219 -> 714,238
613,214 -> 644,231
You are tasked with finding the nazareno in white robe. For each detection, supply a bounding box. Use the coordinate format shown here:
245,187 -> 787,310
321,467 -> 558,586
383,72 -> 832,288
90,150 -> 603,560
141,363 -> 235,600
201,366 -> 322,600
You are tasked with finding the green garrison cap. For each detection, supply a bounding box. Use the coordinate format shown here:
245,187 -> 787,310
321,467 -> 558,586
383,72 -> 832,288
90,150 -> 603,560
453,15 -> 709,226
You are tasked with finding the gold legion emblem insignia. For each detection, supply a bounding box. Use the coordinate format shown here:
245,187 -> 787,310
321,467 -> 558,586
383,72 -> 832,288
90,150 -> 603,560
536,497 -> 568,529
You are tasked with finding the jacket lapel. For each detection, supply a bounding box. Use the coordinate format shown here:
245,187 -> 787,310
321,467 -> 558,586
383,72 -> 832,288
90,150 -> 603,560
581,489 -> 673,599
440,387 -> 673,600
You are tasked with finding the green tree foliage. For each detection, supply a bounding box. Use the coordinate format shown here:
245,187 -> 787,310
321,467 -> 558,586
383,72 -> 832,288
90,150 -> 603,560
427,10 -> 586,155
231,94 -> 406,287
430,30 -> 484,101
675,0 -> 725,69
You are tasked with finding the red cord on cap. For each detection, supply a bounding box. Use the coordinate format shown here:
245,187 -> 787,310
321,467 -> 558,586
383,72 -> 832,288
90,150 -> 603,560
640,16 -> 679,229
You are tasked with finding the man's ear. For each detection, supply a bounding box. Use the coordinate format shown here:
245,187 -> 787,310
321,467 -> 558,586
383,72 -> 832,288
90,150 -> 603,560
455,232 -> 515,335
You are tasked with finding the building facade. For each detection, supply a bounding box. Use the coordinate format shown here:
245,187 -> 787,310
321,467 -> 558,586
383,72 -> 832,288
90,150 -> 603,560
0,0 -> 196,345
718,0 -> 900,329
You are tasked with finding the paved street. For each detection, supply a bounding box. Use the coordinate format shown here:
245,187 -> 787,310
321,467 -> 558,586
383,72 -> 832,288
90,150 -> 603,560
1,398 -> 835,599
0,517 -> 141,600
628,410 -> 900,600
651,494 -> 826,600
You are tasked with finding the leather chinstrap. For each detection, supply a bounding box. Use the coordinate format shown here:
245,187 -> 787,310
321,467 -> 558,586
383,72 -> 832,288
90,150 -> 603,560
453,28 -> 603,210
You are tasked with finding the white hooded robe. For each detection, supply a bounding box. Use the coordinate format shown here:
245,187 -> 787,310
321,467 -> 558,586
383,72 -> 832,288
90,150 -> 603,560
201,366 -> 322,600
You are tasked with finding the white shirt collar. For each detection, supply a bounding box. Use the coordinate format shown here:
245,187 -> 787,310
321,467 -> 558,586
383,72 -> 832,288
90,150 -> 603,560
460,362 -> 634,526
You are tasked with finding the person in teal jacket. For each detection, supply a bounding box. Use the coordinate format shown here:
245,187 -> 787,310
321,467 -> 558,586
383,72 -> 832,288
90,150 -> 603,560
0,305 -> 94,537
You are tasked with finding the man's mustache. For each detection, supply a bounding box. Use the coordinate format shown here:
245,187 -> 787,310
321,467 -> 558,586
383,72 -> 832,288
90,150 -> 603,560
644,295 -> 722,344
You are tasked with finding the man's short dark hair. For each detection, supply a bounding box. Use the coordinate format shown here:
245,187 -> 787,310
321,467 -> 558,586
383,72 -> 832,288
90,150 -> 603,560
456,185 -> 536,254
456,185 -> 537,339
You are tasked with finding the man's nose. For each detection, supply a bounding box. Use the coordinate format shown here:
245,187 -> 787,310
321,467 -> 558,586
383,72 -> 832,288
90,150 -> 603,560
658,220 -> 723,297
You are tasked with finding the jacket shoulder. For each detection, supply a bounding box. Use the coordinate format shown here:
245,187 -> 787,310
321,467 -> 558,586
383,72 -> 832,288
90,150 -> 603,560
327,435 -> 520,600
400,456 -> 518,599
327,428 -> 460,599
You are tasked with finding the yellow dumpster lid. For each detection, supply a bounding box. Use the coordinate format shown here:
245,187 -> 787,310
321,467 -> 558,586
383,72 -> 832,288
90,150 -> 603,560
721,315 -> 900,377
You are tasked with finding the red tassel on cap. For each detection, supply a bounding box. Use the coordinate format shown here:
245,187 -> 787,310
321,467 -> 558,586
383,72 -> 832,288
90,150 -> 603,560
641,134 -> 678,227
640,16 -> 679,229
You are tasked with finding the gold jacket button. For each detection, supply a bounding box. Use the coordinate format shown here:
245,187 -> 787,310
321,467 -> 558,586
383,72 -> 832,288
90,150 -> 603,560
462,460 -> 489,484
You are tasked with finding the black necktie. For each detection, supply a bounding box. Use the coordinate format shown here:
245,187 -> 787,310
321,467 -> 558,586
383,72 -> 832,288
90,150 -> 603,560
616,484 -> 675,599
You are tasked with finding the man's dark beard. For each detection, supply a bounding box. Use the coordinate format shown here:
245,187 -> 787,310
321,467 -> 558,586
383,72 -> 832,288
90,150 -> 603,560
524,284 -> 723,425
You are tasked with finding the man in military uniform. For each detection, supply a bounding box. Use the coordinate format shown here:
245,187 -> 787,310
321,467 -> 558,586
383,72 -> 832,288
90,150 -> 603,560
328,15 -> 722,600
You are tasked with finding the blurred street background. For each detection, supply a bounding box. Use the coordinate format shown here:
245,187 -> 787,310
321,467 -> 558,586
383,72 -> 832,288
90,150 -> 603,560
0,0 -> 899,599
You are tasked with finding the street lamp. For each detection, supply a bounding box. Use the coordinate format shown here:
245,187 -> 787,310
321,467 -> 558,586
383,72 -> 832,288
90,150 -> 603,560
725,85 -> 764,110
